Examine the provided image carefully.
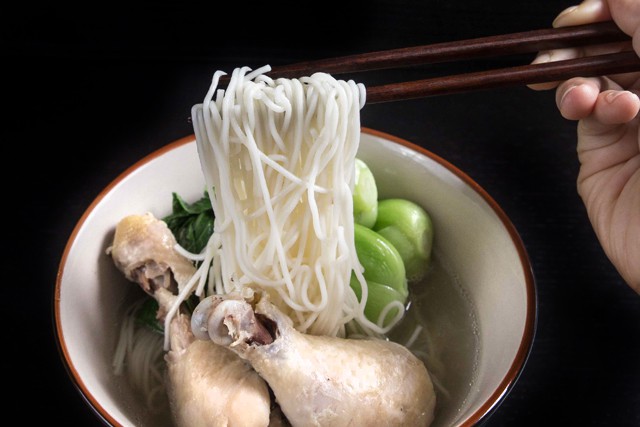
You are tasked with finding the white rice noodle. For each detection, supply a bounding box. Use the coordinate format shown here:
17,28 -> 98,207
113,298 -> 166,411
181,65 -> 399,339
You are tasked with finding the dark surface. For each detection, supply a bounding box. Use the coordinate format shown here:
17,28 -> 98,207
4,1 -> 639,425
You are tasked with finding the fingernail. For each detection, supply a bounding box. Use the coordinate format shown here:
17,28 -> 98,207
554,5 -> 578,25
605,91 -> 621,103
560,85 -> 578,108
553,0 -> 602,27
605,91 -> 633,103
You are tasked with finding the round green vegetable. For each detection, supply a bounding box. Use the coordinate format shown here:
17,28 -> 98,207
352,223 -> 408,298
353,158 -> 378,228
350,276 -> 405,327
374,198 -> 433,282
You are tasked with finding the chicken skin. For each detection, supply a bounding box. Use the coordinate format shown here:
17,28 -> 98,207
192,293 -> 436,427
109,213 -> 272,427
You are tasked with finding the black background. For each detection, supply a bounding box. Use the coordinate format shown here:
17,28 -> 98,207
4,1 -> 639,425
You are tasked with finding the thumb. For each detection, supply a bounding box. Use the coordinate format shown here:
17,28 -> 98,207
607,0 -> 640,40
553,0 -> 611,28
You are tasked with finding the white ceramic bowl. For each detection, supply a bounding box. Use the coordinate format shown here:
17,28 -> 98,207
55,128 -> 536,426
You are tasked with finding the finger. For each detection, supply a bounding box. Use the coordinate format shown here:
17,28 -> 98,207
553,0 -> 611,28
553,0 -> 640,86
590,89 -> 640,124
528,48 -> 582,91
607,0 -> 640,38
555,0 -> 640,51
556,78 -> 603,120
557,77 -> 640,123
530,1 -> 640,91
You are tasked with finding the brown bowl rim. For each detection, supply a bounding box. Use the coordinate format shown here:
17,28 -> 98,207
54,128 -> 536,426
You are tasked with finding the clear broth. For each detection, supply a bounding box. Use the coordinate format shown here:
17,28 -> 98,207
388,252 -> 479,426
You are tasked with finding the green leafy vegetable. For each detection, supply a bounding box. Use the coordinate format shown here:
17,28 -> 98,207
136,298 -> 164,334
163,192 -> 215,254
135,293 -> 201,334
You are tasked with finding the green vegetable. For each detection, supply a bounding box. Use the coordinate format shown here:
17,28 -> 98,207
350,276 -> 405,327
352,223 -> 408,298
373,199 -> 433,282
136,298 -> 164,334
163,192 -> 215,253
353,159 -> 378,228
136,293 -> 201,334
351,222 -> 408,325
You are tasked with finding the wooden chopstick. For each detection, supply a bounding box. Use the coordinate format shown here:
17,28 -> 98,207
366,50 -> 640,103
217,22 -> 640,103
266,21 -> 631,79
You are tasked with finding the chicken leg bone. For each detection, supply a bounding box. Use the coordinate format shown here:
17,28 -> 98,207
109,213 -> 272,427
192,292 -> 436,427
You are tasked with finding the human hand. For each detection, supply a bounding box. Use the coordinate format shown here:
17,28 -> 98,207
530,0 -> 640,293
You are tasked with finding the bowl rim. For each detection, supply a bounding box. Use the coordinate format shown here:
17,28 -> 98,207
54,128 -> 537,427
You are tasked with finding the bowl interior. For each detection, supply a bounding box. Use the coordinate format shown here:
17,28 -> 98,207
358,130 -> 534,426
56,129 -> 535,426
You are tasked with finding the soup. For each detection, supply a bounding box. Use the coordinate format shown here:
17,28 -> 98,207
112,246 -> 479,427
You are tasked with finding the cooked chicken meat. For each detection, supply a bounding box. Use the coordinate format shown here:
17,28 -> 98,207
110,213 -> 199,287
109,213 -> 272,427
192,293 -> 436,427
166,313 -> 271,427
